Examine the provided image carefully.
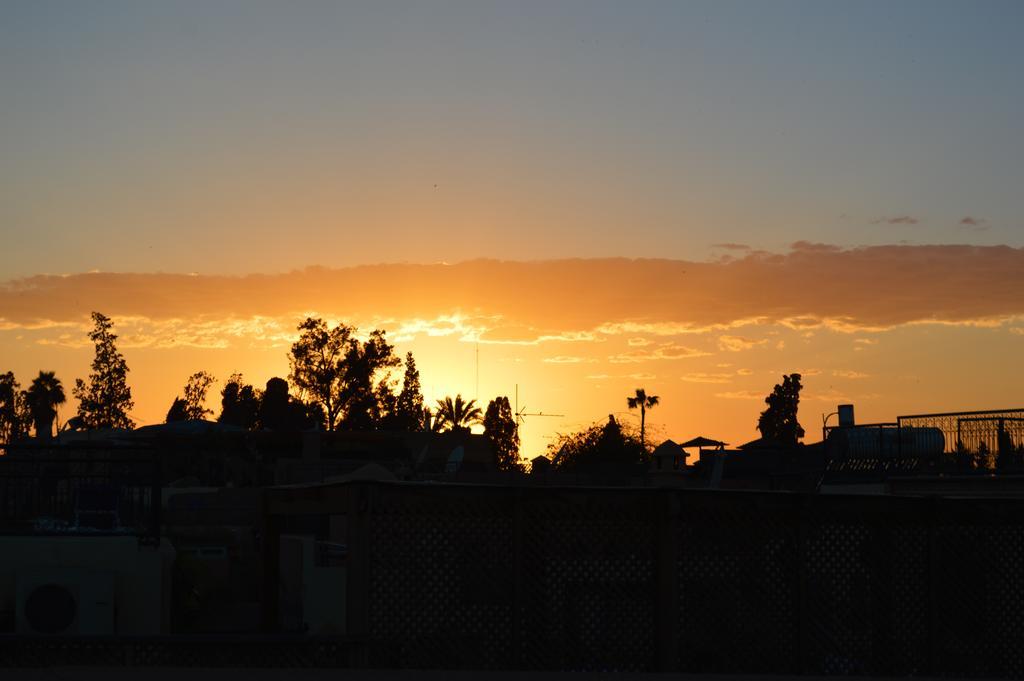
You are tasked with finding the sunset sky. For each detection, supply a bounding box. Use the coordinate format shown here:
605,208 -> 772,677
2,1 -> 1023,456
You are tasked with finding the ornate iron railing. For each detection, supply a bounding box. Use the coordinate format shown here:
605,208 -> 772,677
898,408 -> 1024,456
0,444 -> 160,542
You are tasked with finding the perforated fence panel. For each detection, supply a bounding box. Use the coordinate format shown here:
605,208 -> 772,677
341,483 -> 1024,677
676,493 -> 799,674
366,485 -> 516,668
520,491 -> 656,672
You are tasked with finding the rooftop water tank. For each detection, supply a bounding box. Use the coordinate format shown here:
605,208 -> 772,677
838,404 -> 855,427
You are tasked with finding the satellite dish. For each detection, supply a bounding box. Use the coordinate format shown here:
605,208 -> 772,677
445,445 -> 464,473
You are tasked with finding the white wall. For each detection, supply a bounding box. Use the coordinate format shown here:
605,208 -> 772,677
0,535 -> 175,635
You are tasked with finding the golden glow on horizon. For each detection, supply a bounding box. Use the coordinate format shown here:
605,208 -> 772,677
2,310 -> 1023,459
2,250 -> 1023,457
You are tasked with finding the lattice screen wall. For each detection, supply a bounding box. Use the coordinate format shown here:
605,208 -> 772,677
351,484 -> 1024,677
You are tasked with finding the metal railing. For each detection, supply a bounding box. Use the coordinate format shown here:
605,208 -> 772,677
823,408 -> 1024,475
899,408 -> 1024,456
0,444 -> 160,542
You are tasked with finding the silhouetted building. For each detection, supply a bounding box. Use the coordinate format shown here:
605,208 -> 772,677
650,439 -> 689,471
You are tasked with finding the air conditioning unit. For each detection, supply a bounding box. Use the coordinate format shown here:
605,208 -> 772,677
16,568 -> 115,635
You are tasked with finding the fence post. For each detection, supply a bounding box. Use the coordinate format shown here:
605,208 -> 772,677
346,483 -> 372,667
655,490 -> 679,671
926,496 -> 939,676
795,495 -> 808,675
872,504 -> 895,675
260,488 -> 281,633
150,448 -> 162,545
512,488 -> 525,669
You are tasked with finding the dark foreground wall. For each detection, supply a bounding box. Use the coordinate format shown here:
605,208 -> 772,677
317,483 -> 1024,677
6,483 -> 1023,675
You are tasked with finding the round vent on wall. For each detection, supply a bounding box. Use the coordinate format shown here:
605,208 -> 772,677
24,584 -> 77,634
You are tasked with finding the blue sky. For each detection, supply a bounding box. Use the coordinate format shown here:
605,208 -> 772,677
2,1 -> 1024,450
2,1 -> 1022,277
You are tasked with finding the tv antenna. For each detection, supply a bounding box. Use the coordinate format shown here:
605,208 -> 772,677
514,383 -> 564,428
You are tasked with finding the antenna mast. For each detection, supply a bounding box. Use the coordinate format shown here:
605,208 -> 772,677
514,383 -> 564,430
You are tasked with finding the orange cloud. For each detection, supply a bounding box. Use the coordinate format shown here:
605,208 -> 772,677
680,372 -> 734,384
543,355 -> 594,364
718,335 -> 768,352
608,344 -> 709,364
2,245 -> 1023,342
959,216 -> 988,231
833,369 -> 870,379
715,390 -> 763,400
871,216 -> 919,225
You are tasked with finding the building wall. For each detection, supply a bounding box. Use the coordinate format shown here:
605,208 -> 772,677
0,536 -> 175,635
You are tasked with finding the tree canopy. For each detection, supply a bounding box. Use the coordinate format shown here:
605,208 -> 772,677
288,317 -> 400,431
73,312 -> 135,430
484,396 -> 521,471
259,377 -> 318,431
0,372 -> 31,443
26,371 -> 66,439
757,373 -> 805,445
166,371 -> 216,422
165,397 -> 189,423
626,387 -> 660,450
218,373 -> 261,429
389,352 -> 425,432
434,394 -> 482,432
548,415 -> 645,471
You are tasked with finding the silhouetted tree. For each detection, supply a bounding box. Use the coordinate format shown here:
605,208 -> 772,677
421,406 -> 442,433
484,396 -> 521,471
288,318 -> 349,430
73,312 -> 135,430
435,394 -> 482,432
627,388 -> 660,451
549,423 -> 603,471
258,377 -> 316,431
183,371 -> 215,420
218,373 -> 261,429
304,401 -> 327,430
26,371 -> 66,439
391,352 -> 425,431
166,397 -> 189,423
757,373 -> 804,445
288,318 -> 399,431
0,372 -> 31,443
548,415 -> 645,471
338,329 -> 401,430
372,375 -> 398,426
259,377 -> 292,430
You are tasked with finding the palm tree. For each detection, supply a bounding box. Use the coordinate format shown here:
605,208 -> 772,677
627,387 -> 659,451
434,394 -> 483,432
26,371 -> 66,440
421,406 -> 443,433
